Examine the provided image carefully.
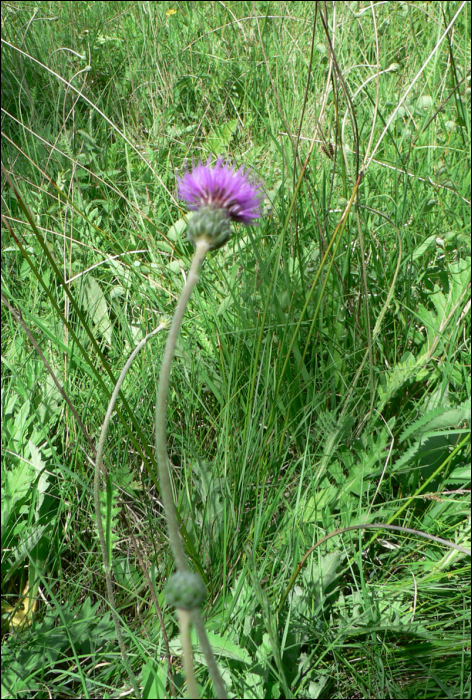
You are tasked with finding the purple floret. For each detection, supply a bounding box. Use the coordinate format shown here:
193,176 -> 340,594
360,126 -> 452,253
178,158 -> 263,224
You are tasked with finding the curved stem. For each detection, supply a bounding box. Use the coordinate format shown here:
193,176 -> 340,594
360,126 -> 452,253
154,239 -> 209,571
154,239 -> 228,698
94,324 -> 164,697
277,521 -> 471,615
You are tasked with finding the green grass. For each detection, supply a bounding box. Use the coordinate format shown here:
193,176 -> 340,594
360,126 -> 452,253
1,1 -> 470,698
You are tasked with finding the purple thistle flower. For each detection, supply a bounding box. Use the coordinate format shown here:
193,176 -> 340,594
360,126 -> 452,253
177,158 -> 263,250
178,158 -> 263,223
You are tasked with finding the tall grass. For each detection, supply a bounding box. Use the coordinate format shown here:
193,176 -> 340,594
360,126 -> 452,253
1,2 -> 470,698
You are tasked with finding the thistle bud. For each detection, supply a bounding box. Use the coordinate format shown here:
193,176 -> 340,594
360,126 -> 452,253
165,571 -> 207,610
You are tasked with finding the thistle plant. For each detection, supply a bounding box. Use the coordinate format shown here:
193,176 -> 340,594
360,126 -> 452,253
156,159 -> 263,698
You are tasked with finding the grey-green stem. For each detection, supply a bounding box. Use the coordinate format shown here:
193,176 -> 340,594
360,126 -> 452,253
154,238 -> 228,699
178,609 -> 199,699
154,238 -> 209,571
191,609 -> 228,699
94,324 -> 164,697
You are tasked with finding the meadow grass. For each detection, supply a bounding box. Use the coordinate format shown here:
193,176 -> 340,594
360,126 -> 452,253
1,2 -> 470,698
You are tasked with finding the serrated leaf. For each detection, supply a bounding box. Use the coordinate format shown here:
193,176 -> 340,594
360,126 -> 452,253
2,460 -> 34,533
445,464 -> 471,485
400,398 -> 471,442
4,399 -> 32,448
377,352 -> 424,411
391,439 -> 423,473
37,372 -> 64,424
334,462 -> 365,500
3,525 -> 46,585
307,674 -> 330,699
75,275 -> 111,345
302,486 -> 336,521
308,551 -> 342,593
166,259 -> 183,273
418,258 -> 471,354
380,259 -> 470,410
421,403 -> 470,431
27,441 -> 49,512
91,475 -> 120,558
113,558 -> 145,604
217,294 -> 233,316
190,459 -> 225,538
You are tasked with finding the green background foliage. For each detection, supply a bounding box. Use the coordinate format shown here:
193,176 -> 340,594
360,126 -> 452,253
1,1 -> 470,698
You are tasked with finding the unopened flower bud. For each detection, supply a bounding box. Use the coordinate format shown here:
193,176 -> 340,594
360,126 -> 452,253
165,571 -> 207,610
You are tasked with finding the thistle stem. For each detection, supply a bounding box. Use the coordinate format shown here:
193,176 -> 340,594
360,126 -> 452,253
191,609 -> 228,699
154,238 -> 228,698
178,609 -> 199,699
155,238 -> 209,571
94,325 -> 164,697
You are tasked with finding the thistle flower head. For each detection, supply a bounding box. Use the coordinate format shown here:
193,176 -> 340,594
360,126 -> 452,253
177,158 -> 263,249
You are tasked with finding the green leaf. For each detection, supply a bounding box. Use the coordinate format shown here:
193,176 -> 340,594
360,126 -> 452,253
416,257 -> 471,355
75,275 -> 112,345
217,294 -> 233,316
412,234 -> 437,261
416,95 -> 434,110
141,658 -> 167,699
37,371 -> 64,424
190,459 -> 225,539
206,119 -> 238,154
169,627 -> 251,663
445,464 -> 471,485
302,486 -> 336,521
2,460 -> 34,534
167,215 -> 190,242
400,398 -> 471,442
166,259 -> 183,273
2,524 -> 46,585
27,441 -> 49,512
377,352 -> 426,410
